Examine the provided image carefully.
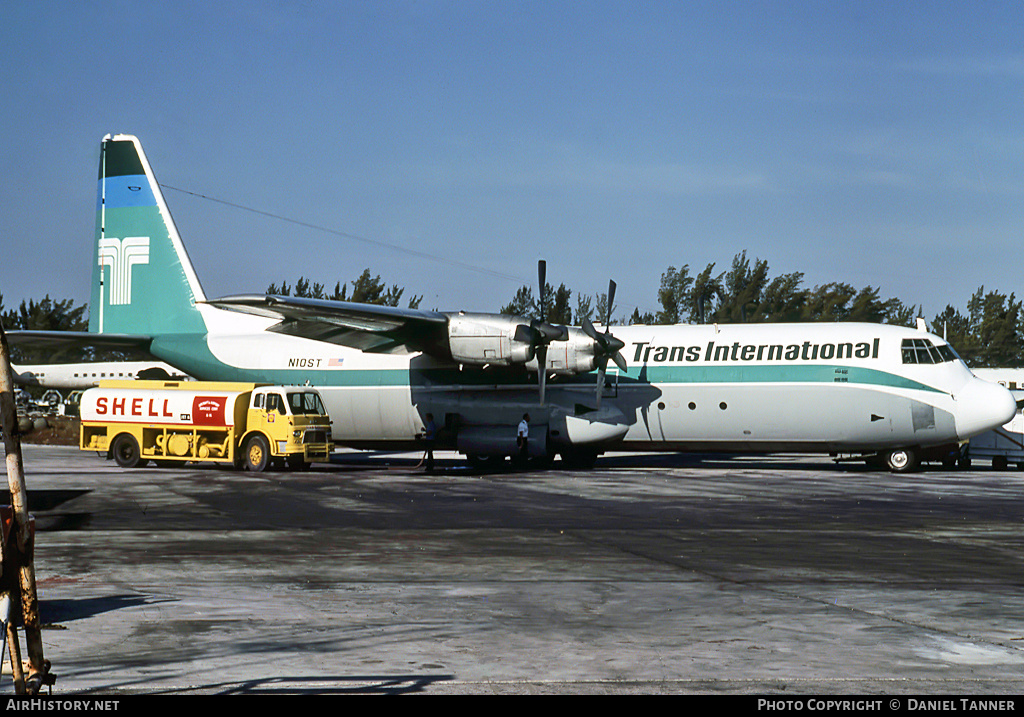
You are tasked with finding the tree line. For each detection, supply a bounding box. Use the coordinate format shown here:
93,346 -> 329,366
3,253 -> 1023,368
497,251 -> 1024,368
266,268 -> 422,308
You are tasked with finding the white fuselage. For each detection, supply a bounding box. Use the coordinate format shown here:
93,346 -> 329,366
138,305 -> 1017,457
12,361 -> 189,389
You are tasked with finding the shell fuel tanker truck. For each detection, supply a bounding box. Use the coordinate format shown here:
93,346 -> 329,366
79,381 -> 333,471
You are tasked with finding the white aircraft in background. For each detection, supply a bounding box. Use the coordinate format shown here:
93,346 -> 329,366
12,361 -> 188,389
8,134 -> 1016,472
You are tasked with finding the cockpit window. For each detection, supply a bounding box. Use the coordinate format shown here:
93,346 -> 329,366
901,338 -> 958,365
936,344 -> 958,362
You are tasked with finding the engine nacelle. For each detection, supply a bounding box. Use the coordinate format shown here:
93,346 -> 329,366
444,313 -> 611,376
527,326 -> 600,375
445,312 -> 536,366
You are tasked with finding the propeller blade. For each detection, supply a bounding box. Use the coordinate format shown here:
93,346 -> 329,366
587,277 -> 627,404
513,324 -> 535,344
537,345 -> 547,405
532,321 -> 562,342
605,334 -> 626,353
536,259 -> 550,404
605,280 -> 616,323
538,259 -> 547,322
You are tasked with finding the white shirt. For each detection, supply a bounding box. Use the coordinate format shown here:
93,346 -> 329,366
518,419 -> 529,439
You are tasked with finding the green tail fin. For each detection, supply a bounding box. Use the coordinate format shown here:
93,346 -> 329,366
90,134 -> 207,335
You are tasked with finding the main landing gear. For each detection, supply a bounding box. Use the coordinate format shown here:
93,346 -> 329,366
883,447 -> 919,473
864,445 -> 971,473
862,447 -> 920,473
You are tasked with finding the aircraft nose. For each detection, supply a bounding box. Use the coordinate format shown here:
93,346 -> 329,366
956,377 -> 1018,440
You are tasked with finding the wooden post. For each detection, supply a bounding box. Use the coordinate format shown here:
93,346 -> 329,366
6,623 -> 24,694
0,322 -> 48,693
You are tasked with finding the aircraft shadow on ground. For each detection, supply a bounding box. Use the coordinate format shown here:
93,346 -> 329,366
323,450 -> 874,474
0,490 -> 89,511
65,670 -> 454,696
147,674 -> 455,695
41,594 -> 169,624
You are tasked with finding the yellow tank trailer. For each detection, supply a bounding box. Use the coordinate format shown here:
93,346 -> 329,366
80,381 -> 332,471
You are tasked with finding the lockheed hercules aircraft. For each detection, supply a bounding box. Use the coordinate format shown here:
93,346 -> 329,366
10,135 -> 1016,471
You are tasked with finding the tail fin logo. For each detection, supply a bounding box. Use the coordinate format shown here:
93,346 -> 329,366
98,236 -> 150,305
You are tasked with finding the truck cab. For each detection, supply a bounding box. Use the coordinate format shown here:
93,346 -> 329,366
243,387 -> 332,470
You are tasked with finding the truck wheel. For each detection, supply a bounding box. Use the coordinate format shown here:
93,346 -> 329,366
244,435 -> 270,472
112,434 -> 142,468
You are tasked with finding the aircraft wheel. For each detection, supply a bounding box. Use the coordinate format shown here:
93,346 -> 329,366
561,448 -> 598,470
864,453 -> 886,470
885,448 -> 919,473
467,454 -> 505,468
112,434 -> 143,468
992,455 -> 1009,471
245,435 -> 270,472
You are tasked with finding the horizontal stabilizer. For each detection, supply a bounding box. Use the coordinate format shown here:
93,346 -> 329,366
5,330 -> 153,352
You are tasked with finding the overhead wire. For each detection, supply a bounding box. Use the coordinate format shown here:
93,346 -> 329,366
161,183 -> 642,320
161,183 -> 527,285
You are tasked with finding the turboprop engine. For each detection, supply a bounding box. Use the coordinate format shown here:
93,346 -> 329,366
444,311 -> 548,366
444,313 -> 618,376
444,261 -> 627,405
525,325 -> 606,375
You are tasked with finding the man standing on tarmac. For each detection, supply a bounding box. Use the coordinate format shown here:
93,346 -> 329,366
517,413 -> 529,467
423,413 -> 437,472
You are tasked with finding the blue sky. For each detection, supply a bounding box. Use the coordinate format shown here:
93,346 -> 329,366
3,1 -> 1023,322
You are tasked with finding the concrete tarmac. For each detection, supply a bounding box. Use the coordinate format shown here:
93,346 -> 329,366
5,444 -> 1024,694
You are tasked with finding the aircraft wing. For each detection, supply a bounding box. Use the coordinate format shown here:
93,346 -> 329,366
205,294 -> 451,355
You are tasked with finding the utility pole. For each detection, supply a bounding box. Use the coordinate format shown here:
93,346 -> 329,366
0,321 -> 52,694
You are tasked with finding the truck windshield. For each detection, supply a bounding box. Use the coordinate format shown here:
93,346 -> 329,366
287,391 -> 327,416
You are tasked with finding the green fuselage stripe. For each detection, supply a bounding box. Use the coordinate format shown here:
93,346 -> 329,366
150,335 -> 942,394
